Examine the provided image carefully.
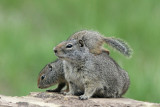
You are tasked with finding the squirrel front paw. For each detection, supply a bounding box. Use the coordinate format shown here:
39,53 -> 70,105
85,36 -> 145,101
63,91 -> 73,96
79,95 -> 89,100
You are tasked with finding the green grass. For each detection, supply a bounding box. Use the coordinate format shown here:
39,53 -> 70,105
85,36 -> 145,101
0,0 -> 160,103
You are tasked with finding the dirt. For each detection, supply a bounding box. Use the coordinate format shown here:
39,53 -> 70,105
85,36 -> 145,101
0,92 -> 160,107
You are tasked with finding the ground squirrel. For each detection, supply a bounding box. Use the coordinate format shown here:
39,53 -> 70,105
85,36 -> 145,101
68,30 -> 132,57
54,39 -> 130,100
37,59 -> 69,92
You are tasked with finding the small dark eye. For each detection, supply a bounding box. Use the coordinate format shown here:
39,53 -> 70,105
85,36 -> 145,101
66,44 -> 73,48
48,64 -> 52,71
41,75 -> 45,80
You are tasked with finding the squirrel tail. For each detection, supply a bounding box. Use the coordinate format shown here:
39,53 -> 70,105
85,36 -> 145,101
104,37 -> 132,57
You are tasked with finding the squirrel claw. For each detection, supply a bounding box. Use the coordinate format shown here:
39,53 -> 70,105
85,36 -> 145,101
79,95 -> 89,100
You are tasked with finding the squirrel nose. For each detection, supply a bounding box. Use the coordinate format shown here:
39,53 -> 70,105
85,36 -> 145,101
38,85 -> 41,89
54,49 -> 58,53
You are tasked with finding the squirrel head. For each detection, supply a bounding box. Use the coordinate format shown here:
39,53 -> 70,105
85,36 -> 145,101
54,39 -> 89,62
37,62 -> 60,89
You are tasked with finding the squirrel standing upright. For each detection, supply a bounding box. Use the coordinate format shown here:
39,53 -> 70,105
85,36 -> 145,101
54,39 -> 131,100
68,30 -> 132,57
37,59 -> 69,92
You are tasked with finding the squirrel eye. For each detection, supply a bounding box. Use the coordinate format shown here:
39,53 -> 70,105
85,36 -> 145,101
66,44 -> 73,48
48,64 -> 52,71
41,75 -> 45,80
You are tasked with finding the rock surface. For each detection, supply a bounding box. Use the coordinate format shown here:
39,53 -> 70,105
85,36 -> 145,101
0,92 -> 159,107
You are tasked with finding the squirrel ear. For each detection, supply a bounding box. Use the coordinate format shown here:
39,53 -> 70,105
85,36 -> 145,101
48,64 -> 52,71
79,40 -> 84,47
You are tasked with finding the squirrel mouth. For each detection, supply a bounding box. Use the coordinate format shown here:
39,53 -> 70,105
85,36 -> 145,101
57,55 -> 70,61
57,55 -> 65,59
54,53 -> 64,58
55,53 -> 68,60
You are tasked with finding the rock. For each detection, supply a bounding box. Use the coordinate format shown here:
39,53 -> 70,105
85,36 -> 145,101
0,92 -> 159,107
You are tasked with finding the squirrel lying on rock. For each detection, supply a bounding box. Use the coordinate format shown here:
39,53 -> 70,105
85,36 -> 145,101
38,59 -> 83,95
54,39 -> 131,100
37,59 -> 69,92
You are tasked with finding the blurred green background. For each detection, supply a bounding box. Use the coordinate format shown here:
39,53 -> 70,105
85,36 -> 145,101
0,0 -> 160,103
